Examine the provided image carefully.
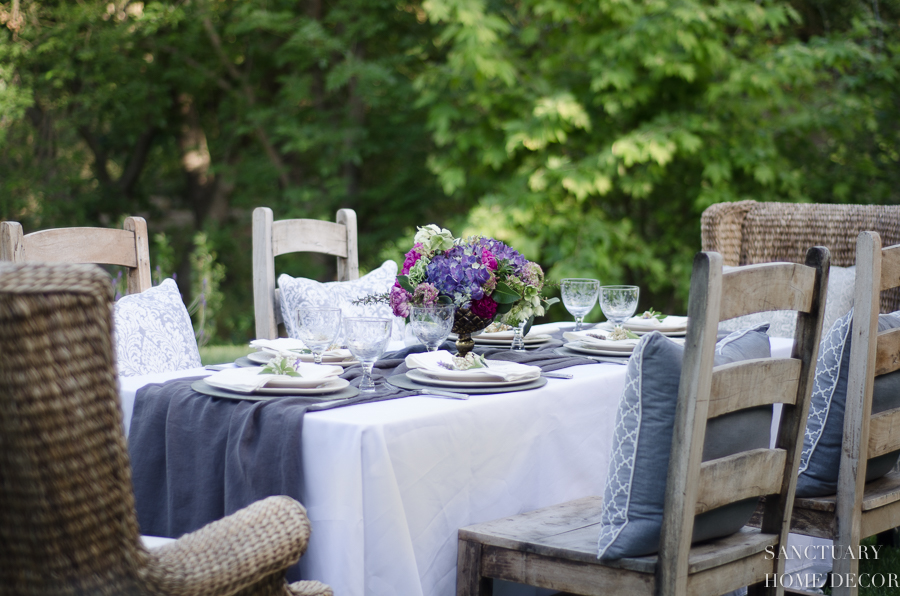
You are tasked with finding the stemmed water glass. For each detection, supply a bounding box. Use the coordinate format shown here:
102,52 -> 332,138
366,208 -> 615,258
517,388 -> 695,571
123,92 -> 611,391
409,305 -> 455,351
295,307 -> 342,365
561,278 -> 600,331
343,317 -> 392,392
599,285 -> 640,327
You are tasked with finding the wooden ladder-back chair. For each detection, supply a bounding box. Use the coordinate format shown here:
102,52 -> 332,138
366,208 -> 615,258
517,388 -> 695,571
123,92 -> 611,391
456,247 -> 830,596
701,200 -> 900,313
0,262 -> 331,596
252,206 -> 359,339
786,232 -> 900,595
0,217 -> 152,294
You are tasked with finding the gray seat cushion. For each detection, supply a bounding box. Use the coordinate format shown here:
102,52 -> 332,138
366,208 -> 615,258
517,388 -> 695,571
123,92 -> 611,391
597,325 -> 772,560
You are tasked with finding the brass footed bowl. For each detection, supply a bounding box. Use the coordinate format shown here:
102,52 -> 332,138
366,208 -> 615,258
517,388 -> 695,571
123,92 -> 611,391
452,308 -> 492,357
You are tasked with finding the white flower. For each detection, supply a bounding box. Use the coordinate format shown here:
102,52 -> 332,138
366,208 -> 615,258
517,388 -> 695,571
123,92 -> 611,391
414,224 -> 455,252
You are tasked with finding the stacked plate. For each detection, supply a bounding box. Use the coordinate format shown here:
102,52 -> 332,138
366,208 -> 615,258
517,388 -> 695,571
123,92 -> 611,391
594,315 -> 688,337
453,323 -> 561,349
193,364 -> 358,401
562,329 -> 642,357
244,338 -> 358,367
389,350 -> 547,393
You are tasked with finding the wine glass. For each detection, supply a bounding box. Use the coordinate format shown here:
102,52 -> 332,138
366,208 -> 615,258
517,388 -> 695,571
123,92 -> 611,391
295,307 -> 342,365
560,278 -> 600,331
599,285 -> 640,327
409,305 -> 455,351
343,317 -> 392,392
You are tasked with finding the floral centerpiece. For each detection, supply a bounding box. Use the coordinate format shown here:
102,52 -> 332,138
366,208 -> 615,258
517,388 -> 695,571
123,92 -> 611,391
389,225 -> 557,354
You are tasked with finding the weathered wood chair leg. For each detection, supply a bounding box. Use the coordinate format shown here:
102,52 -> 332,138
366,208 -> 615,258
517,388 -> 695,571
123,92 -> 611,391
457,539 -> 493,596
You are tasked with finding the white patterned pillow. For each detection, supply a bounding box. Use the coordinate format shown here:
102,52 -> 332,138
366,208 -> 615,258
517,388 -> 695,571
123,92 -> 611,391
278,260 -> 404,341
113,279 -> 201,376
719,265 -> 855,338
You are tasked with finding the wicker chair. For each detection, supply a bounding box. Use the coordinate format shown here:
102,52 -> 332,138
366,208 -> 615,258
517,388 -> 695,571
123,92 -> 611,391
701,200 -> 900,312
0,262 -> 332,596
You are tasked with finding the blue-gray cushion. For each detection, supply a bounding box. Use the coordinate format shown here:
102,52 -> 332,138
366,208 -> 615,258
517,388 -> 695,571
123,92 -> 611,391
596,324 -> 772,560
796,310 -> 900,497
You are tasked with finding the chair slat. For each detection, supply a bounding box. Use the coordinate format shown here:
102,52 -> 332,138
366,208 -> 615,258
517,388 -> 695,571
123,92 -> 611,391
719,263 -> 815,321
878,245 -> 900,292
867,408 -> 900,458
696,449 -> 786,515
24,228 -> 139,268
861,470 -> 900,512
708,358 -> 801,419
272,219 -> 349,258
874,328 -> 900,376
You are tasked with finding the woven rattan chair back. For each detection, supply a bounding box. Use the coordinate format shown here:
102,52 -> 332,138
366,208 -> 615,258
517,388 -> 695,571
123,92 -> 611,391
0,263 -> 146,595
701,200 -> 900,312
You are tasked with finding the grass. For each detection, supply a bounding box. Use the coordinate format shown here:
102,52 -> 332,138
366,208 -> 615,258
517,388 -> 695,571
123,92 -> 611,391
821,535 -> 900,595
199,344 -> 254,366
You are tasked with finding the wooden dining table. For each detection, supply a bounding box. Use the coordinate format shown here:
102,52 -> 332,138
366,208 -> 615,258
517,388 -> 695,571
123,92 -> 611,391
119,337 -> 830,596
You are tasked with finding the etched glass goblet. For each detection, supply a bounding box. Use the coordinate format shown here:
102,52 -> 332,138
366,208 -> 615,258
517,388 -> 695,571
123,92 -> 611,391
410,304 -> 455,352
561,278 -> 600,331
343,317 -> 392,392
599,285 -> 640,327
295,307 -> 342,365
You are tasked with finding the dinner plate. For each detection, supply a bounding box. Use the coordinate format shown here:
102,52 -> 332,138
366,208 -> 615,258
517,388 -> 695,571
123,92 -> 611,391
387,373 -> 547,395
564,342 -> 638,357
247,350 -> 357,365
472,337 -> 554,349
406,368 -> 538,388
553,346 -> 630,365
593,322 -> 686,337
191,379 -> 360,401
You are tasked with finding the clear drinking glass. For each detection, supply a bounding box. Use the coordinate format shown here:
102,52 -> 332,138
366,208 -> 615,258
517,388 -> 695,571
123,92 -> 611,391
343,317 -> 392,392
295,307 -> 342,365
599,285 -> 640,326
409,304 -> 455,351
561,278 -> 600,331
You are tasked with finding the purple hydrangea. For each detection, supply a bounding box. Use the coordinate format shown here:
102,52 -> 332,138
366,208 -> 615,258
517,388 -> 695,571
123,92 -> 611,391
470,295 -> 498,319
401,243 -> 425,275
469,237 -> 528,273
413,283 -> 440,306
390,284 -> 412,318
426,245 -> 491,306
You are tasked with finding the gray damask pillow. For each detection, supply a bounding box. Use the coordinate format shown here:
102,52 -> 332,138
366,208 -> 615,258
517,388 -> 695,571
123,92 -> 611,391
278,260 -> 404,341
796,310 -> 900,497
597,325 -> 772,560
113,279 -> 201,376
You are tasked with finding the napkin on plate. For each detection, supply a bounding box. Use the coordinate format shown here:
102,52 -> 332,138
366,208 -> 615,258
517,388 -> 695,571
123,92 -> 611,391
562,329 -> 640,352
622,315 -> 688,332
205,364 -> 343,393
249,338 -> 308,356
476,322 -> 562,341
405,350 -> 541,382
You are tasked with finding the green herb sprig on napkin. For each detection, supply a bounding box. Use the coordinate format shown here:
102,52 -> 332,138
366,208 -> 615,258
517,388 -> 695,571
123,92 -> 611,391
259,356 -> 303,377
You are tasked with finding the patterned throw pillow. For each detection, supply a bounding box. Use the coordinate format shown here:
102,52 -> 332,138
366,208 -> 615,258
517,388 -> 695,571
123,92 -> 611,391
718,265 -> 856,339
278,260 -> 404,341
795,310 -> 900,497
596,325 -> 772,560
113,279 -> 201,377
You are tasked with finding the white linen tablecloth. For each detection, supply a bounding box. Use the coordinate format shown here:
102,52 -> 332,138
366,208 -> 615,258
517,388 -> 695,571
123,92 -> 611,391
119,337 -> 829,596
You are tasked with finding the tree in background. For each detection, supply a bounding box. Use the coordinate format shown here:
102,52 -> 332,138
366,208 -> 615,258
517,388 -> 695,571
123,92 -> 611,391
417,0 -> 899,310
1,0 -> 897,336
0,0 -> 444,340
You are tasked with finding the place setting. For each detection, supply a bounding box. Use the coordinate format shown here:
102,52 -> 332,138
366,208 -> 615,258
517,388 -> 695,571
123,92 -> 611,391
387,350 -> 547,395
555,282 -> 687,364
449,321 -> 560,350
